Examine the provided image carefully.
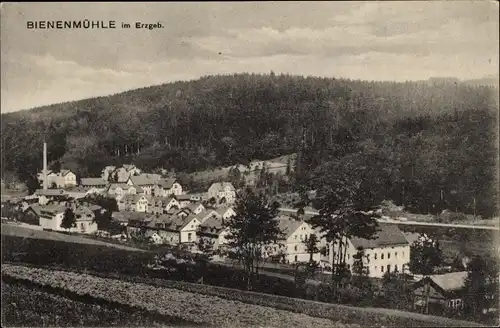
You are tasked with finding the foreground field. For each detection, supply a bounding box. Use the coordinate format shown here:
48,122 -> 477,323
2,263 -> 483,328
1,282 -> 189,327
2,264 -> 356,328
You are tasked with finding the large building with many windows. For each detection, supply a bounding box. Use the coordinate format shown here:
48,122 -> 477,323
330,223 -> 410,278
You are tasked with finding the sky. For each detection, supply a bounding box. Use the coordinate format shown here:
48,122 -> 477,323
1,1 -> 498,113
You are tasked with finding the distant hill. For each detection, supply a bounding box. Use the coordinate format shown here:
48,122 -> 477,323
1,73 -> 498,217
462,75 -> 499,87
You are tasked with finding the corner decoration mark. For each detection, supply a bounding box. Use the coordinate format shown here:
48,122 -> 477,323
26,20 -> 164,30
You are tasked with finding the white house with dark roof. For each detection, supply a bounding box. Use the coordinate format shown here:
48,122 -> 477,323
38,169 -> 77,188
107,183 -> 142,202
127,174 -> 161,195
39,203 -> 97,234
120,194 -> 152,212
264,216 -> 320,264
330,223 -> 410,278
154,178 -> 183,197
207,182 -> 236,205
185,202 -> 206,215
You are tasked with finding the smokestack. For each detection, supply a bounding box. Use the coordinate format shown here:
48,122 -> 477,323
43,142 -> 48,190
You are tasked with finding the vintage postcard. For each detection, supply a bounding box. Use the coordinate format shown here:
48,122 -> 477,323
1,2 -> 499,328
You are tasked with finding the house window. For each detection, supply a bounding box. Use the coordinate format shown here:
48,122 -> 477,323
374,253 -> 378,260
188,233 -> 192,242
294,245 -> 298,251
295,235 -> 297,240
375,266 -> 378,271
387,252 -> 390,259
366,254 -> 370,260
381,266 -> 384,272
395,252 -> 398,258
347,254 -> 350,260
381,253 -> 384,260
387,264 -> 391,272
294,255 -> 298,262
395,264 -> 398,272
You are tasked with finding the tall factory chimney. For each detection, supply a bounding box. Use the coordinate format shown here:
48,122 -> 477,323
43,142 -> 48,190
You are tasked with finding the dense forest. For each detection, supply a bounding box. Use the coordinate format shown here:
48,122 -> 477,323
1,73 -> 498,217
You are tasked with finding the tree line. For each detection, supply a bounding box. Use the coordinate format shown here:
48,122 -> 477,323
1,73 -> 498,217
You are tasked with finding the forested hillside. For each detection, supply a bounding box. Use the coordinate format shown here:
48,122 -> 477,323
1,73 -> 498,217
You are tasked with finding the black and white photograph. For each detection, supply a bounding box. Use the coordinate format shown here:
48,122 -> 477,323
1,1 -> 499,327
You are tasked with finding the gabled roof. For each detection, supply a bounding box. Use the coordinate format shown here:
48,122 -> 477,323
121,194 -> 152,204
107,183 -> 142,193
200,215 -> 225,234
60,169 -> 73,176
112,211 -> 148,223
215,206 -> 234,217
428,271 -> 468,292
65,186 -> 90,193
157,178 -> 178,189
40,203 -> 68,215
209,182 -> 235,192
81,178 -> 107,186
349,223 -> 409,249
129,174 -> 161,186
147,213 -> 198,232
277,215 -> 304,239
88,204 -> 103,212
74,206 -> 95,221
186,202 -> 204,213
175,194 -> 191,201
107,183 -> 130,191
122,164 -> 136,171
25,204 -> 43,217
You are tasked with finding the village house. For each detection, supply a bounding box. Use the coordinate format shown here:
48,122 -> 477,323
197,215 -> 231,261
214,206 -> 236,220
207,182 -> 236,205
38,203 -> 97,234
411,271 -> 470,315
80,177 -> 108,189
143,215 -> 181,245
120,194 -> 152,212
127,173 -> 161,195
22,204 -> 43,225
127,212 -> 201,247
146,196 -> 181,215
38,169 -> 77,188
104,165 -> 142,183
330,223 -> 410,278
197,209 -> 220,223
33,189 -> 69,205
154,178 -> 183,197
175,194 -> 192,208
264,216 -> 321,264
106,183 -> 143,202
185,202 -> 206,215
